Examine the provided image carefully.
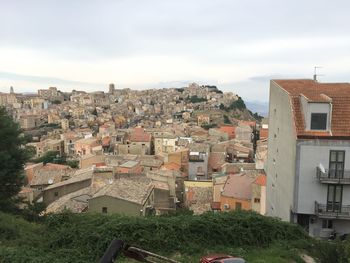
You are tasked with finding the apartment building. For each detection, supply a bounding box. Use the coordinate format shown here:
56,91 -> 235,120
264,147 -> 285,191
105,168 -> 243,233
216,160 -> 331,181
267,79 -> 350,238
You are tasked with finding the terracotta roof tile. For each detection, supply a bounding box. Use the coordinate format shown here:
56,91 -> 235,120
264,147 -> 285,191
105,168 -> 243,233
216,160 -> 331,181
130,128 -> 151,142
254,175 -> 266,186
274,79 -> 350,137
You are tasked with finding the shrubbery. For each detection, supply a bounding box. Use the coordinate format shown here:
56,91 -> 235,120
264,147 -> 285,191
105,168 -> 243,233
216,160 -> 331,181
0,210 -> 312,262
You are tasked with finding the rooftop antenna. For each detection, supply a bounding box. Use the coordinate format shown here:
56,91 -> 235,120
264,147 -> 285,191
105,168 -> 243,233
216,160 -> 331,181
313,66 -> 323,82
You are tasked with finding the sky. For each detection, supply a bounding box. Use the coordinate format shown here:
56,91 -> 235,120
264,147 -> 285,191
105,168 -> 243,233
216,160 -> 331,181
0,0 -> 350,102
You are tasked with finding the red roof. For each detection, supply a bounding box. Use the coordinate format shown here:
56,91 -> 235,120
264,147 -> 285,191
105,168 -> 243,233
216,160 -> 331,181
254,175 -> 266,186
102,136 -> 111,146
260,128 -> 268,139
163,162 -> 181,171
239,121 -> 256,128
219,126 -> 236,139
130,128 -> 151,142
221,173 -> 255,200
42,163 -> 70,170
274,79 -> 350,138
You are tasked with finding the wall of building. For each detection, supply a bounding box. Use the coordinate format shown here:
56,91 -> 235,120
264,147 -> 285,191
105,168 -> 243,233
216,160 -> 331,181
89,196 -> 143,216
188,154 -> 209,180
266,81 -> 297,221
296,140 -> 350,214
309,218 -> 350,237
43,179 -> 91,205
220,196 -> 251,211
80,155 -> 105,169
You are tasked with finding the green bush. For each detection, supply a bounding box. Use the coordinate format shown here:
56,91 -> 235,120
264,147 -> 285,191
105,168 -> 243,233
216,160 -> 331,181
0,210 -> 315,262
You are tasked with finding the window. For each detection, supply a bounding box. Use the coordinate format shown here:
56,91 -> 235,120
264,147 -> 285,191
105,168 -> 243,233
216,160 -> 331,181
235,202 -> 242,210
54,192 -> 59,197
327,185 -> 342,212
197,166 -> 204,175
254,198 -> 260,203
322,219 -> 333,229
311,113 -> 327,130
329,151 -> 345,178
102,207 -> 108,213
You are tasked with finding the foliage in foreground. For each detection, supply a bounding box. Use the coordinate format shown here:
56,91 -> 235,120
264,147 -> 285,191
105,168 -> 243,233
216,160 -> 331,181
0,107 -> 32,211
0,210 -> 311,262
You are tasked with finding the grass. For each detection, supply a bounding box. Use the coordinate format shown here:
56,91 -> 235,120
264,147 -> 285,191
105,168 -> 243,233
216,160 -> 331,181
0,210 -> 339,263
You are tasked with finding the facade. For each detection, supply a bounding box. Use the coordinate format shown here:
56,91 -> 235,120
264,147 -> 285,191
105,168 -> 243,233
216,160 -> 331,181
88,176 -> 154,216
220,173 -> 256,212
154,133 -> 177,156
188,143 -> 210,180
267,79 -> 350,237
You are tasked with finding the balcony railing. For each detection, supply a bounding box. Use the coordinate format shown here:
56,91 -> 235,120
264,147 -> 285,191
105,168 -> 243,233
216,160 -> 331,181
315,201 -> 350,219
316,167 -> 350,184
189,156 -> 205,162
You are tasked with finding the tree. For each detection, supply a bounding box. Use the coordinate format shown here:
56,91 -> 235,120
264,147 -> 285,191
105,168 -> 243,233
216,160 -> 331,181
0,107 -> 32,210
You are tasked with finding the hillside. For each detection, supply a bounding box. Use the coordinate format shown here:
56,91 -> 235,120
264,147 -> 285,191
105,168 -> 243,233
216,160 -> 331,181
0,210 -> 333,263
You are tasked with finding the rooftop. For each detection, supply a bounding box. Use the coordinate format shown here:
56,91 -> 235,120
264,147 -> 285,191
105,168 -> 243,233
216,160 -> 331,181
91,176 -> 153,205
221,173 -> 256,200
273,79 -> 350,138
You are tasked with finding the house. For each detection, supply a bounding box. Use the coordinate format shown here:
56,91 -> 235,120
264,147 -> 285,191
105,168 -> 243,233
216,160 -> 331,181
88,176 -> 155,216
208,152 -> 226,174
218,126 -> 236,139
42,168 -> 93,205
116,160 -> 142,174
19,115 -> 40,130
235,122 -> 253,141
188,143 -> 210,181
197,114 -> 210,126
147,169 -> 184,206
251,174 -> 266,215
267,79 -> 350,238
167,148 -> 189,176
29,163 -> 73,191
128,127 -> 152,155
154,132 -> 177,156
184,180 -> 213,214
74,137 -> 101,156
212,174 -> 228,205
220,173 -> 256,211
140,156 -> 163,172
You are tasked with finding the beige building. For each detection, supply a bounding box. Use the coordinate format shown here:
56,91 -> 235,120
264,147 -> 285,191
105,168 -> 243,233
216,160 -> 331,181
88,176 -> 155,216
74,138 -> 101,156
19,115 -> 40,130
43,168 -> 93,205
154,132 -> 177,156
197,114 -> 210,126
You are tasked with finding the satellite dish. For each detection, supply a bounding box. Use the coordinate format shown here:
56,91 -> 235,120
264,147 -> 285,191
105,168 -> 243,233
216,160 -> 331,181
48,179 -> 54,184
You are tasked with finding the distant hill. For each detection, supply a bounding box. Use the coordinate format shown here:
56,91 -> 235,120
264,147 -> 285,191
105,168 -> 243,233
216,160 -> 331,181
245,100 -> 269,117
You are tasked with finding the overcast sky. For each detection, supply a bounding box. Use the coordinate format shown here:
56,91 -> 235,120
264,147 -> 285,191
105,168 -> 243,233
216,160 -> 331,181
0,0 -> 350,102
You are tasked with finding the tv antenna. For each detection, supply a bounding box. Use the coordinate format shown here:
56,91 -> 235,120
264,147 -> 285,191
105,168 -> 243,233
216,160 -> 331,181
313,66 -> 324,81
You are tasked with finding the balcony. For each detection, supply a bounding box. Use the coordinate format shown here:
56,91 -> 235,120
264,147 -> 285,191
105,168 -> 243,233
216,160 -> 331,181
189,155 -> 205,162
315,201 -> 350,219
316,167 -> 350,184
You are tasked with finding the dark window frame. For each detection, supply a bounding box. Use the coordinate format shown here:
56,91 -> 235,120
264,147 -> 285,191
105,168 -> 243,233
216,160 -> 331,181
327,185 -> 343,212
329,150 -> 345,178
310,113 -> 327,130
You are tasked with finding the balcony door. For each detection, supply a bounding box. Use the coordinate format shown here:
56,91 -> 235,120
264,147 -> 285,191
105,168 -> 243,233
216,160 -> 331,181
327,185 -> 343,212
329,151 -> 345,178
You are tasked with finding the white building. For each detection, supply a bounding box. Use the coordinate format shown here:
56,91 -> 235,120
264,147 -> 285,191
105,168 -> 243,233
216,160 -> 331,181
267,79 -> 350,238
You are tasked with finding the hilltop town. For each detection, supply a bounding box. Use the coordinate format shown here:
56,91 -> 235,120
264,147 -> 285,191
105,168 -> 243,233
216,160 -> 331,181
0,83 -> 267,216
